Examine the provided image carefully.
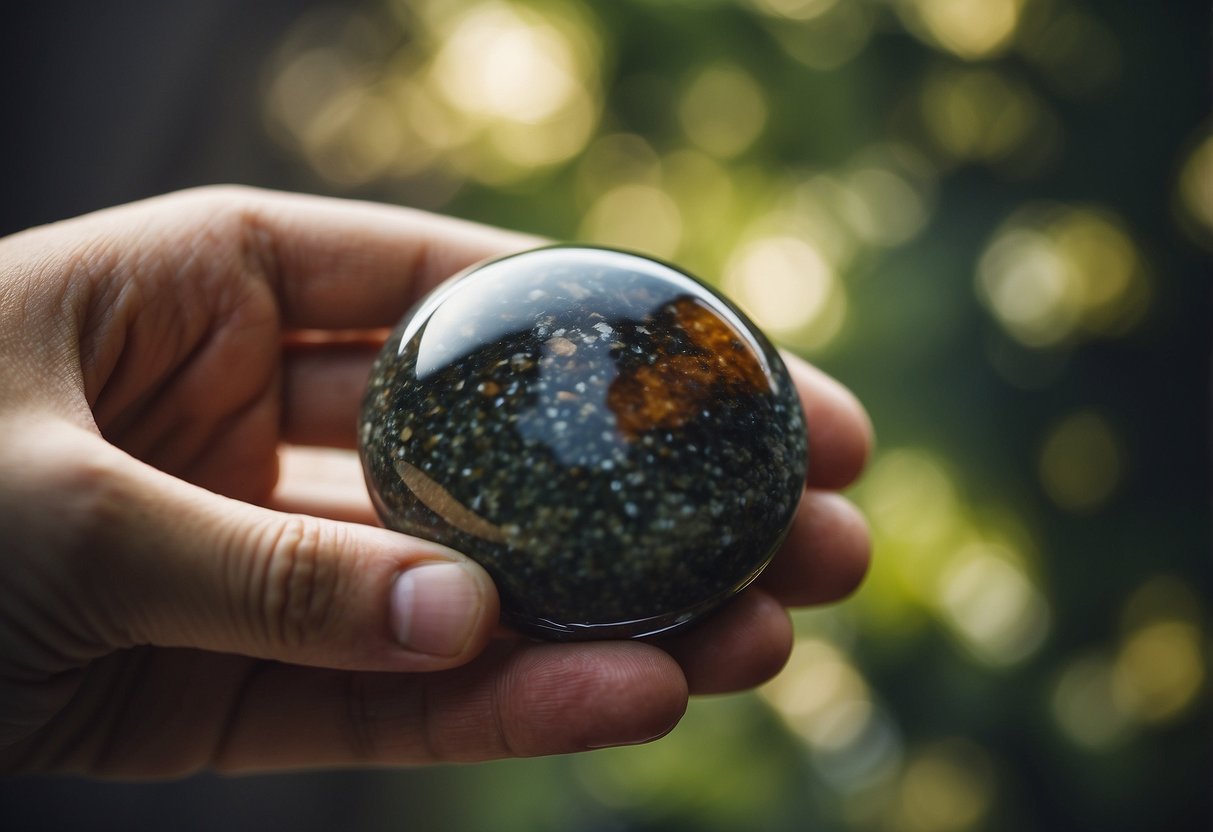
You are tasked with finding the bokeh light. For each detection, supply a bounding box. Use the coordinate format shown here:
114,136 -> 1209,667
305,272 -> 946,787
660,149 -> 738,265
916,67 -> 1061,173
429,4 -> 579,124
977,204 -> 1149,347
1037,410 -> 1124,511
1113,619 -> 1206,723
937,542 -> 1050,666
763,637 -> 873,750
264,0 -> 601,188
763,637 -> 904,793
754,0 -> 874,70
723,234 -> 846,348
897,0 -> 1024,61
1115,576 -> 1207,724
893,740 -> 996,832
862,449 -> 962,552
749,0 -> 839,22
580,183 -> 683,258
855,446 -> 1054,667
678,63 -> 768,159
839,163 -> 932,248
1175,128 -> 1213,248
1052,652 -> 1135,750
1052,576 -> 1207,752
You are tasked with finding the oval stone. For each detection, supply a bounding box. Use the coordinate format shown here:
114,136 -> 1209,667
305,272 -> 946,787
359,246 -> 807,640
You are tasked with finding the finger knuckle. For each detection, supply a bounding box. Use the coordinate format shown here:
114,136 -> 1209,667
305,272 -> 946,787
255,515 -> 343,650
162,186 -> 277,286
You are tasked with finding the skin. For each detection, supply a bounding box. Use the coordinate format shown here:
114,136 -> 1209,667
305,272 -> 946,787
0,187 -> 872,777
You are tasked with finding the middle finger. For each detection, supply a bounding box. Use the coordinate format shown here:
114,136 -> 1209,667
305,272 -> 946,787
282,339 -> 380,449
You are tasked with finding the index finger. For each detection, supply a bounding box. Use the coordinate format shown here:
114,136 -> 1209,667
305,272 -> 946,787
214,186 -> 539,330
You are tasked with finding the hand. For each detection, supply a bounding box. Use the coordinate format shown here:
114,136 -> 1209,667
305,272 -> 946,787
0,187 -> 872,776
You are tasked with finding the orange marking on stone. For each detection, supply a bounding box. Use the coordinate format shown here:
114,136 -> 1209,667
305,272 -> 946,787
607,297 -> 768,440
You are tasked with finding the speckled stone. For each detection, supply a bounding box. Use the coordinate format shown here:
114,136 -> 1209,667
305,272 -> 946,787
359,246 -> 807,640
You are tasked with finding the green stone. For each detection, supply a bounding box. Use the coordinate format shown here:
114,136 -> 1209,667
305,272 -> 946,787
359,246 -> 807,640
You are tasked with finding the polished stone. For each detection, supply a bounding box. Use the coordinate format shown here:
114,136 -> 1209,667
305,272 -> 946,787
359,246 -> 807,640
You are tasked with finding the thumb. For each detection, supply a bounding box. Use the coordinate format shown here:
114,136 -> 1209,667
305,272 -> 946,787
40,427 -> 499,672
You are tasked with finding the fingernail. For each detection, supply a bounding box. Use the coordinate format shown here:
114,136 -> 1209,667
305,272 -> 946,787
390,562 -> 484,657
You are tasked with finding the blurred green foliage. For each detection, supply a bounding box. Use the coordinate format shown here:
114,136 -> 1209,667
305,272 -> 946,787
260,0 -> 1210,829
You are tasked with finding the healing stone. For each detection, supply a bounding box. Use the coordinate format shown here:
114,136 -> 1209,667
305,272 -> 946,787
359,246 -> 807,640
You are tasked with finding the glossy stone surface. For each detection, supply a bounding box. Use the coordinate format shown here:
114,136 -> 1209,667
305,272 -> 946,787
359,246 -> 807,640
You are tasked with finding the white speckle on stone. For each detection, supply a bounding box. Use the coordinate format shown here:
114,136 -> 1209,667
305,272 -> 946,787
593,321 -> 613,336
547,336 -> 577,357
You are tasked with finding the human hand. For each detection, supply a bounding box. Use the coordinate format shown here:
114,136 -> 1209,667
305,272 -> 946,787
0,187 -> 871,776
